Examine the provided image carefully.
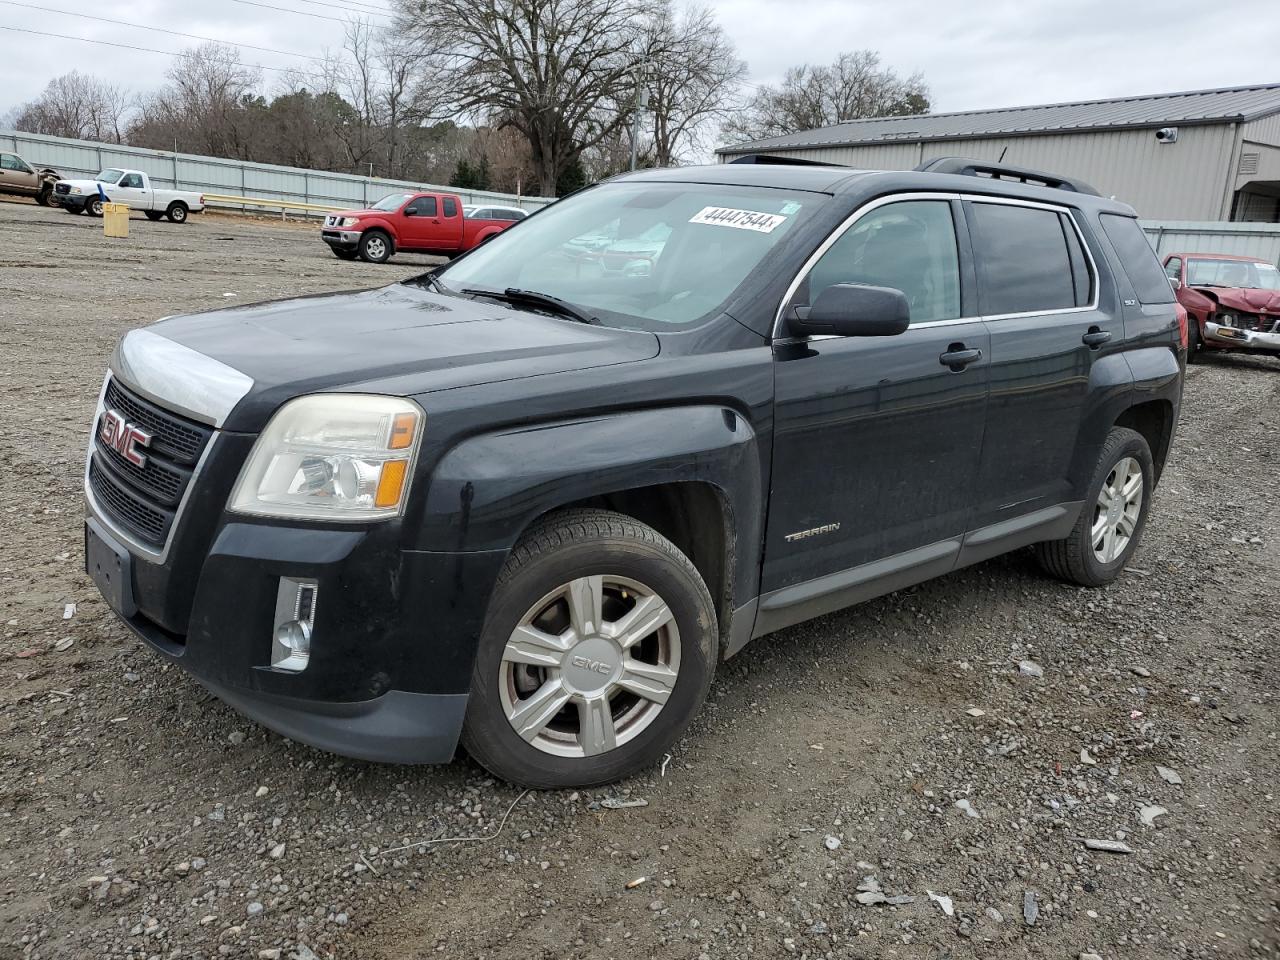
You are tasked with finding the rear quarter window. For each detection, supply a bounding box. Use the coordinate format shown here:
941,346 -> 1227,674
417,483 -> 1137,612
1099,214 -> 1174,304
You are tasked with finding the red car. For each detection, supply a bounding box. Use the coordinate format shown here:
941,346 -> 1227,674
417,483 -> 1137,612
321,191 -> 524,264
1164,252 -> 1280,360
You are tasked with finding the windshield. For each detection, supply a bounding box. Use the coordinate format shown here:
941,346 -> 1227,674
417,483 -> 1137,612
1187,258 -> 1280,291
433,181 -> 824,330
372,193 -> 412,211
96,169 -> 124,184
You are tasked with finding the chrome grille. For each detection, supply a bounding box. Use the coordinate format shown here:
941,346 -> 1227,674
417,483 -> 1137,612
91,378 -> 213,548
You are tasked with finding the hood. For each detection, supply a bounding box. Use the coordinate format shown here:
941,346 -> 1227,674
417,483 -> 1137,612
327,209 -> 387,221
58,178 -> 106,192
139,283 -> 659,431
1192,286 -> 1280,314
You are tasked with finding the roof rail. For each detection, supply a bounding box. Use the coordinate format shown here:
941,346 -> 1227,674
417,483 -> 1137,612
915,157 -> 1100,196
728,153 -> 847,167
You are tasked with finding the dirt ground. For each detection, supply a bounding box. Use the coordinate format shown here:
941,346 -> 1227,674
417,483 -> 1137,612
0,197 -> 1276,960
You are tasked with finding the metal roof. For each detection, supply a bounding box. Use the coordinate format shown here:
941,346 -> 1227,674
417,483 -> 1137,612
718,83 -> 1280,155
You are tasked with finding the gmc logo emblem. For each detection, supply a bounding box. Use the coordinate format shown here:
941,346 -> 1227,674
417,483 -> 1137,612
99,409 -> 152,468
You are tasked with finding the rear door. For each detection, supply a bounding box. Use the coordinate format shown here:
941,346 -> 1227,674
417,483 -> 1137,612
763,195 -> 990,607
963,197 -> 1122,533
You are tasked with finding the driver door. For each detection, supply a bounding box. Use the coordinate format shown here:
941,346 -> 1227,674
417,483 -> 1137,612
113,172 -> 148,207
762,196 -> 990,620
400,195 -> 438,249
0,153 -> 38,194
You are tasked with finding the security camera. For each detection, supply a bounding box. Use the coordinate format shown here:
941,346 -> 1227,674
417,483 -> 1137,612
1155,127 -> 1179,144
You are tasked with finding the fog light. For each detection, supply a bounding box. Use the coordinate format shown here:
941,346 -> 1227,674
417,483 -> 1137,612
271,578 -> 317,672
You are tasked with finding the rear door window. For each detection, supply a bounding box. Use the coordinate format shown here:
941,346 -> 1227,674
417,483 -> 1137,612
1099,214 -> 1175,303
443,197 -> 458,217
968,202 -> 1079,315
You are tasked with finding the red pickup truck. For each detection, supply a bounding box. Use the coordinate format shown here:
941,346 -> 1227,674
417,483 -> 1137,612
321,191 -> 525,263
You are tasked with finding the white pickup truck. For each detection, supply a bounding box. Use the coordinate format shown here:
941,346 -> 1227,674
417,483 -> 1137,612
53,168 -> 205,222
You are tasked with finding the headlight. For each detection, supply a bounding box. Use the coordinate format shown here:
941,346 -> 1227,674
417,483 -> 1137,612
1217,311 -> 1237,327
340,217 -> 359,227
229,394 -> 423,521
70,187 -> 83,195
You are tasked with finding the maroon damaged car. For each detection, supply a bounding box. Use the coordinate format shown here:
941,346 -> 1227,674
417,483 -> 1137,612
1164,252 -> 1280,361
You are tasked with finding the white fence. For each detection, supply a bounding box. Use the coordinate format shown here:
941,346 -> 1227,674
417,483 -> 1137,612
1141,220 -> 1280,264
0,130 -> 554,213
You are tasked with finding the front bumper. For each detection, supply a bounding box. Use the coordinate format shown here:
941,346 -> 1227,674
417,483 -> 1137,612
86,506 -> 506,764
1203,321 -> 1280,353
321,229 -> 361,250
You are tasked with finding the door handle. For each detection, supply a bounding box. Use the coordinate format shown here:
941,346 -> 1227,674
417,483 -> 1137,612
1082,327 -> 1111,348
939,345 -> 982,371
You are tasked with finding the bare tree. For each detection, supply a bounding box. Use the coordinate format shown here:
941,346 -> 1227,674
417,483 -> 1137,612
11,72 -> 132,143
132,44 -> 262,157
643,4 -> 746,166
395,0 -> 668,196
722,51 -> 929,145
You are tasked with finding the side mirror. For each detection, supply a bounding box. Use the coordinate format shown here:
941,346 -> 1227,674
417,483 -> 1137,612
1169,276 -> 1182,291
403,206 -> 419,217
788,283 -> 911,338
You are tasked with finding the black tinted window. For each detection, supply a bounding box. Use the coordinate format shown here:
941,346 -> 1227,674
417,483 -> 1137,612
1100,214 -> 1174,303
969,203 -> 1077,315
443,197 -> 458,217
805,199 -> 961,324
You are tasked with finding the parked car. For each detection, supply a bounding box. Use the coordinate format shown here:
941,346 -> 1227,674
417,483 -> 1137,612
55,168 -> 205,222
0,150 -> 60,205
84,157 -> 1183,788
1164,252 -> 1280,360
464,204 -> 528,222
321,192 -> 522,263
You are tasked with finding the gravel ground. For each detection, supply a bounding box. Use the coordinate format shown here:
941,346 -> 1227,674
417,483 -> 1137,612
0,197 -> 1277,960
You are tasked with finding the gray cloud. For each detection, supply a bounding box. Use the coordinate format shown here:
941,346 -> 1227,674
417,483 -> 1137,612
2,0 -> 1275,128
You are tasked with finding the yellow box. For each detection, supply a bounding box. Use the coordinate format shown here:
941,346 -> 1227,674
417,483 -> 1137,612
103,202 -> 129,239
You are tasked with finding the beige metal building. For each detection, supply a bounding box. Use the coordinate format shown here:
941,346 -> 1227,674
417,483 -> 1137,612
716,84 -> 1280,222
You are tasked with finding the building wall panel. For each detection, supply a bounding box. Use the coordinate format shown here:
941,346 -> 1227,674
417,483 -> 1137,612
728,125 -> 1241,220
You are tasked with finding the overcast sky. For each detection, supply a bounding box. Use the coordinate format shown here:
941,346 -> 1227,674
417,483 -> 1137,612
1,0 -> 1276,130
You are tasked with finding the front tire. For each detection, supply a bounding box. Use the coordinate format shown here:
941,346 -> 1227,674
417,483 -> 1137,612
35,186 -> 51,207
462,509 -> 717,789
1186,316 -> 1204,363
358,230 -> 392,263
1035,427 -> 1154,587
165,202 -> 188,223
86,197 -> 104,217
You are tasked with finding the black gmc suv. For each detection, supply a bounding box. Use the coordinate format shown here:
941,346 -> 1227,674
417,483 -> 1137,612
85,158 -> 1184,788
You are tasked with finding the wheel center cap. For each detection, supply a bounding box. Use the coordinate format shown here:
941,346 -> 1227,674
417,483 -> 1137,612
561,636 -> 622,694
1107,498 -> 1124,525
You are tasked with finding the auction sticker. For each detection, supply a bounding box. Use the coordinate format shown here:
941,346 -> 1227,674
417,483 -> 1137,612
689,206 -> 788,233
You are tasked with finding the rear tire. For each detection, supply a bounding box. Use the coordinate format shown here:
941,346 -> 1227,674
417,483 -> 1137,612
358,230 -> 392,264
1035,427 -> 1154,587
165,202 -> 188,223
461,509 -> 717,789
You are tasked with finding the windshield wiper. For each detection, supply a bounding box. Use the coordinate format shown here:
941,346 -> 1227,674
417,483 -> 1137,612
462,287 -> 598,324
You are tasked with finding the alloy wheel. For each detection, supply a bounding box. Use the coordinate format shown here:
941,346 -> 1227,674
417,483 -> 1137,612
498,575 -> 680,758
365,236 -> 386,260
1091,456 -> 1143,563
